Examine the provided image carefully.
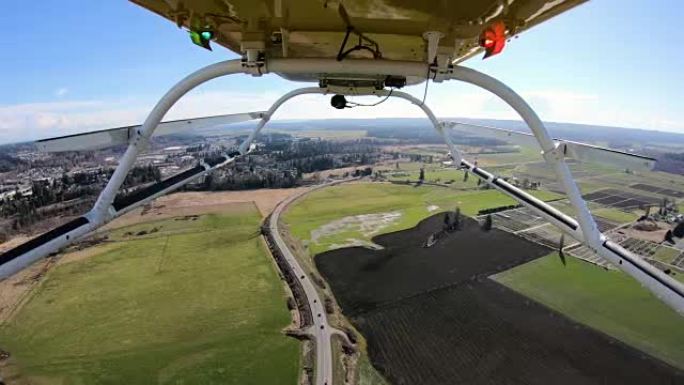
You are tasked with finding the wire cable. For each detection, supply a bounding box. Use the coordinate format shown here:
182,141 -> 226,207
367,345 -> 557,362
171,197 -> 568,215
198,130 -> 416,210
420,66 -> 432,106
346,89 -> 394,108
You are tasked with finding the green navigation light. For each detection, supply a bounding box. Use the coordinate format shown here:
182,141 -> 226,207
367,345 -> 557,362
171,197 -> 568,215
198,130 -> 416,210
189,30 -> 213,51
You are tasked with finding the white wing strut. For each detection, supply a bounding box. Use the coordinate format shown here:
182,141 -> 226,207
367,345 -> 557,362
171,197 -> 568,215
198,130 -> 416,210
36,111 -> 266,152
444,121 -> 656,172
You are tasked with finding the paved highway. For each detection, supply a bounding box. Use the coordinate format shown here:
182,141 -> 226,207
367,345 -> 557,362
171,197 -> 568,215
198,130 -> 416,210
269,181 -> 347,385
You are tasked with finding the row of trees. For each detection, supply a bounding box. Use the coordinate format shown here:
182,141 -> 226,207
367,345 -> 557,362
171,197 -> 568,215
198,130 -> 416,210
442,208 -> 494,233
204,169 -> 299,190
443,208 -> 462,231
122,165 -> 161,188
21,151 -> 97,172
426,208 -> 494,247
270,139 -> 378,161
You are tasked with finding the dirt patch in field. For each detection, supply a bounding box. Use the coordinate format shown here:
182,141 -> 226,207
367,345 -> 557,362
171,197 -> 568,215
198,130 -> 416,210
147,188 -> 307,217
327,239 -> 384,251
102,188 -> 307,230
0,258 -> 52,324
623,226 -> 670,244
311,211 -> 402,248
316,214 -> 684,384
0,235 -> 30,254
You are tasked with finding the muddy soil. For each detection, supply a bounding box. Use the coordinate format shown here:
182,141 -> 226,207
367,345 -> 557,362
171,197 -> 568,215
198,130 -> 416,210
316,214 -> 684,385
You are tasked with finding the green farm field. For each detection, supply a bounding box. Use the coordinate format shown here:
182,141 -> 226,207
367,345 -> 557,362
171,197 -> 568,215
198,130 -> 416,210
493,253 -> 684,369
0,205 -> 298,385
591,207 -> 640,223
283,182 -> 560,255
386,167 -> 480,189
472,146 -> 541,166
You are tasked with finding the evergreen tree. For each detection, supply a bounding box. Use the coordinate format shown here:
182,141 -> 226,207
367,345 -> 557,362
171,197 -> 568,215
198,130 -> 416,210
482,214 -> 493,231
664,230 -> 675,244
452,207 -> 461,230
674,222 -> 684,238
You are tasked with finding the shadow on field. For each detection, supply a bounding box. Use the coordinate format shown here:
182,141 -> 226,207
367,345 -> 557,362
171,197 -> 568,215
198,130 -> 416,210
316,214 -> 684,385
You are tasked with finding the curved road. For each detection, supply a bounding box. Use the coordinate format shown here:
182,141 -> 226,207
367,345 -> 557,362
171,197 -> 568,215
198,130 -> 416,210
269,181 -> 349,385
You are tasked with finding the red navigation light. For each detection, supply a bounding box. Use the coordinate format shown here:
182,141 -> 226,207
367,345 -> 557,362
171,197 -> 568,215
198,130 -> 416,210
479,21 -> 507,59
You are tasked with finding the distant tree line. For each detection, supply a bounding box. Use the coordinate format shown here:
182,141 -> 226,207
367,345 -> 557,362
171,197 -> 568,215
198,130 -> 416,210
0,153 -> 22,173
204,167 -> 299,190
664,152 -> 684,162
272,139 -> 381,174
270,139 -> 378,161
23,151 -> 96,172
366,126 -> 506,146
655,152 -> 684,175
477,204 -> 522,216
122,165 -> 161,188
0,165 -> 161,235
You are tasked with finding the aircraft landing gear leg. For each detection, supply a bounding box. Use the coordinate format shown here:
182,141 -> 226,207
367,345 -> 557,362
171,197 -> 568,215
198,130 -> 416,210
90,60 -> 245,225
0,60 -> 245,279
443,67 -> 684,315
446,67 -> 602,250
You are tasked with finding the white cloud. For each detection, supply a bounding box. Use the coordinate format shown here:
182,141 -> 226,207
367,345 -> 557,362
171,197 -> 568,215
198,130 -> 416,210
0,85 -> 682,144
0,90 -> 284,144
0,100 -> 147,143
517,90 -> 683,132
423,86 -> 684,133
55,88 -> 69,97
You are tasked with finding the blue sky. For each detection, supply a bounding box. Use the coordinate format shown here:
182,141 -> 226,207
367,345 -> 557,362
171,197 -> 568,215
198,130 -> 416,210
1,0 -> 682,143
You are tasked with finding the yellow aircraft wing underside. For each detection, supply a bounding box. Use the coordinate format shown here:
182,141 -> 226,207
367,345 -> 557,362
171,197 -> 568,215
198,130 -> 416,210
130,0 -> 587,62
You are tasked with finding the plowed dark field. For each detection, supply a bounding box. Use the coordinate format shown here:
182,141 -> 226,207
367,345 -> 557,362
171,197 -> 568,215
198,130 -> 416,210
582,189 -> 661,210
316,214 -> 684,385
631,183 -> 684,198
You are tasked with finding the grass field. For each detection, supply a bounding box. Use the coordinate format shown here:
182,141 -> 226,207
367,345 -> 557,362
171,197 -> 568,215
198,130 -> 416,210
0,205 -> 299,384
493,252 -> 684,369
386,168 -> 481,189
284,182 -> 560,255
592,207 -> 639,223
652,246 -> 681,265
473,146 -> 541,166
378,161 -> 431,172
357,355 -> 389,385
